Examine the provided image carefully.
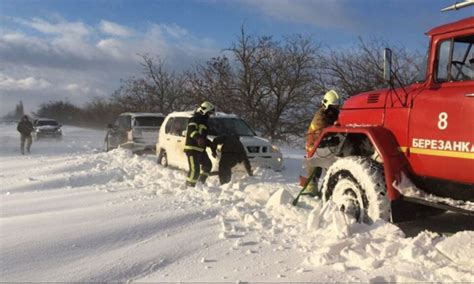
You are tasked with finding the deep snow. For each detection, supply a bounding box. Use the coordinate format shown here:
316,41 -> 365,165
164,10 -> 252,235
0,123 -> 472,282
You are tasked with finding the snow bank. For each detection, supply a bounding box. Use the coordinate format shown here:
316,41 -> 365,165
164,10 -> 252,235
1,125 -> 472,282
436,231 -> 474,267
214,175 -> 473,282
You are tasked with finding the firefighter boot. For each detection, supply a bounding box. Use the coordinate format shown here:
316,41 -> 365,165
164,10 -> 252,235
198,172 -> 209,184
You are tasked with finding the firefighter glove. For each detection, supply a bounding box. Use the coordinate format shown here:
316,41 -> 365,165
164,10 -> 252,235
197,137 -> 206,147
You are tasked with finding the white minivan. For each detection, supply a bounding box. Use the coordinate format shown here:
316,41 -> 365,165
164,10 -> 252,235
156,112 -> 283,171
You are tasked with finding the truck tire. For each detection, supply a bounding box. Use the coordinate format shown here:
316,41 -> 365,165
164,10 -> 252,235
321,156 -> 390,223
157,149 -> 168,167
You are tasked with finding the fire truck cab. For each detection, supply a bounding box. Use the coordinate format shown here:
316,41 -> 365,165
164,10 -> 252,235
303,17 -> 474,223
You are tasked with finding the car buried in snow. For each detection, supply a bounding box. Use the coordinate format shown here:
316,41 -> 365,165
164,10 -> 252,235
33,118 -> 63,140
300,16 -> 474,223
156,111 -> 283,172
104,112 -> 165,154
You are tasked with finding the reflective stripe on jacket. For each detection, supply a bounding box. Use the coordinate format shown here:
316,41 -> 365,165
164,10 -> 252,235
184,113 -> 209,153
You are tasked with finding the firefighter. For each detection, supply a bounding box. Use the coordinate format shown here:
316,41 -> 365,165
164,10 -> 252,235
184,101 -> 215,187
304,90 -> 341,196
17,115 -> 34,155
211,129 -> 253,185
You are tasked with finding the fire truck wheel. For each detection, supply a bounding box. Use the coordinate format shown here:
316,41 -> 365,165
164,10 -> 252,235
321,156 -> 390,223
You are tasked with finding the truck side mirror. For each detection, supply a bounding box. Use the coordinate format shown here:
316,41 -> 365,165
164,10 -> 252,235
383,48 -> 392,83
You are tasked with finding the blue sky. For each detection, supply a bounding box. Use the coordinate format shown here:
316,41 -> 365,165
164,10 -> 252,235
0,0 -> 472,115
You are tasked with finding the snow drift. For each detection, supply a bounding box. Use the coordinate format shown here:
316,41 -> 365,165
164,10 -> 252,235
0,124 -> 472,282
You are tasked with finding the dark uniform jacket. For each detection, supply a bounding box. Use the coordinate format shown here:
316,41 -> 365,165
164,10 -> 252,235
184,112 -> 210,153
212,134 -> 252,175
17,120 -> 34,136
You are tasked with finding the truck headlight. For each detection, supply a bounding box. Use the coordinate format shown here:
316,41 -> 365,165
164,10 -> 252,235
271,145 -> 280,153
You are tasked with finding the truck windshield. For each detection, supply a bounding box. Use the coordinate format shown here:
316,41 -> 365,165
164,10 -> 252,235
134,116 -> 164,127
437,35 -> 474,82
37,120 -> 58,126
208,118 -> 256,137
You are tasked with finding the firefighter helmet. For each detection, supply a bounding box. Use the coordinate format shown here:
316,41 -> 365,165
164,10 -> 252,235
197,101 -> 215,115
322,90 -> 340,109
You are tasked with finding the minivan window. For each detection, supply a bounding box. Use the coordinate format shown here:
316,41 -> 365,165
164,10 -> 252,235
172,117 -> 188,136
134,116 -> 164,127
208,118 -> 255,137
164,118 -> 174,134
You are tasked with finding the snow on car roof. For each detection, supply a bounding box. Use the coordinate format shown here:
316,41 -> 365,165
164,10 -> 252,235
214,112 -> 239,118
167,111 -> 239,118
120,112 -> 165,117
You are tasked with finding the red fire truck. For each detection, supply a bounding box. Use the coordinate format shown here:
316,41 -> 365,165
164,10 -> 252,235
301,16 -> 474,223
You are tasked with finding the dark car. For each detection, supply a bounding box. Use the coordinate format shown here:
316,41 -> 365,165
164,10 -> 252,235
33,118 -> 62,140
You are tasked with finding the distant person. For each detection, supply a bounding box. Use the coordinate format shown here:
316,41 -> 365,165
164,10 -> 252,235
17,115 -> 34,155
211,129 -> 253,185
184,101 -> 215,187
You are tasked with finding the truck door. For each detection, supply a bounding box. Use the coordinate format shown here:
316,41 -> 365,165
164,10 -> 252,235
408,35 -> 474,185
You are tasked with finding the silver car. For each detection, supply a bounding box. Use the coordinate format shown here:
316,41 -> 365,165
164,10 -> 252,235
104,112 -> 165,154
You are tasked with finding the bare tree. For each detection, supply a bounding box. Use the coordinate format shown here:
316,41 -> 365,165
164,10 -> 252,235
186,56 -> 236,113
228,26 -> 268,128
322,37 -> 421,97
82,97 -> 123,127
34,101 -> 83,125
140,55 -> 190,113
111,77 -> 152,112
78,30 -> 423,141
186,28 -> 323,141
256,35 -> 322,140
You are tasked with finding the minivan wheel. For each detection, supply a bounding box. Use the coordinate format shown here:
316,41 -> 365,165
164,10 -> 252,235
158,150 -> 168,167
321,156 -> 390,224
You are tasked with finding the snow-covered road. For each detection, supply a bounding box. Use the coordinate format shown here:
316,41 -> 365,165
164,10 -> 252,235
0,124 -> 472,282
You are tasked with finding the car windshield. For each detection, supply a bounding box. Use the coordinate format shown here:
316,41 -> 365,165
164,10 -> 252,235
134,116 -> 164,127
37,120 -> 58,126
208,118 -> 255,137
